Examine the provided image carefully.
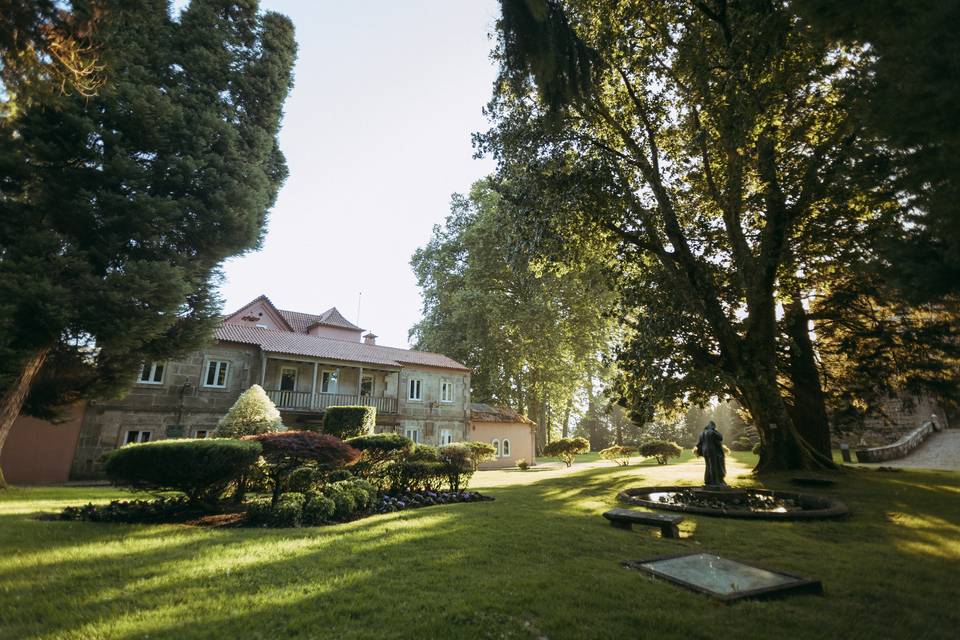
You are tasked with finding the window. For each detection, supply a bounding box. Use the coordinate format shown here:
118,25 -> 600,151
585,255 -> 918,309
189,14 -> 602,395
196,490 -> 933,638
440,381 -> 453,403
360,375 -> 374,397
440,428 -> 453,445
204,360 -> 229,388
321,369 -> 338,393
124,430 -> 152,444
502,439 -> 511,457
194,430 -> 209,439
408,378 -> 422,401
404,426 -> 420,443
492,438 -> 500,457
280,367 -> 297,392
138,362 -> 165,385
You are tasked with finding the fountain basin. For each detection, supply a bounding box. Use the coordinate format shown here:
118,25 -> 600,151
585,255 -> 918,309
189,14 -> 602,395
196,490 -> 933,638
618,485 -> 849,520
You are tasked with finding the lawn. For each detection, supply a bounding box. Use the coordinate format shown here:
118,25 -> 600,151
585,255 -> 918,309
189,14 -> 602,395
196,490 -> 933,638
1,455 -> 958,639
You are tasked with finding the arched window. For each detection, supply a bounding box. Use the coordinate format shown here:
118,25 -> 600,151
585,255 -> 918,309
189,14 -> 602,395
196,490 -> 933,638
492,438 -> 500,457
502,439 -> 511,457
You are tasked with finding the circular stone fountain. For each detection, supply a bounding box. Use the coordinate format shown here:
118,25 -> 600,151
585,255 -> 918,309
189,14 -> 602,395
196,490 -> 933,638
618,486 -> 849,521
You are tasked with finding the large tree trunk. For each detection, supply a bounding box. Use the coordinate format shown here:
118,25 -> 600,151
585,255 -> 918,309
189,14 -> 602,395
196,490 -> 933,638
561,396 -> 572,438
0,347 -> 52,488
739,373 -> 835,473
783,299 -> 833,459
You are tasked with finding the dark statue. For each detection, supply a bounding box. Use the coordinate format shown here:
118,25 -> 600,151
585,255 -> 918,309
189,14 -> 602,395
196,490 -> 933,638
696,420 -> 726,486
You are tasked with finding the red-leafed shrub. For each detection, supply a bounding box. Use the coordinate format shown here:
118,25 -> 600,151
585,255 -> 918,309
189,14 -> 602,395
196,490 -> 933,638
243,431 -> 360,505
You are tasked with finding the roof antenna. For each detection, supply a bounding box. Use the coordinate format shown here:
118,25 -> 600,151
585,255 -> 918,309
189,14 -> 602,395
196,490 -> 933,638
356,291 -> 362,326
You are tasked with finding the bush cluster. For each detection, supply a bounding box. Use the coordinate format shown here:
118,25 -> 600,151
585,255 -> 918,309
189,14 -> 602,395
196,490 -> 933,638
103,439 -> 263,503
376,490 -> 492,514
60,496 -> 194,523
322,406 -> 376,440
246,478 -> 378,527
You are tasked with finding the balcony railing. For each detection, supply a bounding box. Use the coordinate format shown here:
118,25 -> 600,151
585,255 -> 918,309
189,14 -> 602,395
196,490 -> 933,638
266,390 -> 398,414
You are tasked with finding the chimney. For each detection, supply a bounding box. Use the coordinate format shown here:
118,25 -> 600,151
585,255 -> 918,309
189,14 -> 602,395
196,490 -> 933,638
363,332 -> 377,345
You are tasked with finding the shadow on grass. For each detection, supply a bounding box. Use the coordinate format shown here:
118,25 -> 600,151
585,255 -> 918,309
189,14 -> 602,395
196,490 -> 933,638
2,461 -> 959,639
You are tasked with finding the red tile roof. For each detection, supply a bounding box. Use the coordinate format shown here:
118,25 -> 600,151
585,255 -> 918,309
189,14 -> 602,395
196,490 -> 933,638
278,307 -> 363,333
215,324 -> 469,371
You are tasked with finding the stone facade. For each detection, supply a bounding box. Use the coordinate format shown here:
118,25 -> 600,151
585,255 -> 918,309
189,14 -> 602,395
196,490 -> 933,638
69,345 -> 472,478
71,343 -> 262,478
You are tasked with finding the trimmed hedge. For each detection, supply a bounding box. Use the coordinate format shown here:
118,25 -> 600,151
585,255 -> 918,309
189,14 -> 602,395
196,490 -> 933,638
322,405 -> 376,439
462,441 -> 496,471
103,438 -> 262,503
439,443 -> 474,492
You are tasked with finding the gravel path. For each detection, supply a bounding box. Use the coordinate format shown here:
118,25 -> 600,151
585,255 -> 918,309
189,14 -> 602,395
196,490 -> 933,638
879,430 -> 960,471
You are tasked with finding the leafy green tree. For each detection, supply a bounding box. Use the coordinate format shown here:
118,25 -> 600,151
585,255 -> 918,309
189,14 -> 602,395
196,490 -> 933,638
410,178 -> 616,448
484,0 -> 935,470
218,385 -> 284,438
638,440 -> 682,465
0,1 -> 296,487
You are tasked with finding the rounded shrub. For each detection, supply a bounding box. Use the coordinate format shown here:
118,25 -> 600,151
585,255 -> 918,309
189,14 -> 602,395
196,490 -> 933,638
638,440 -> 683,465
516,458 -> 530,471
303,491 -> 336,525
247,493 -> 306,527
322,406 -> 376,440
600,445 -> 638,466
542,437 -> 590,467
322,478 -> 378,520
462,441 -> 496,471
103,438 -> 262,503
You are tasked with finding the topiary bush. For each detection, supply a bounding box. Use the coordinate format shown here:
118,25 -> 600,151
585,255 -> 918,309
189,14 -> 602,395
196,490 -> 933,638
322,406 -> 376,440
439,443 -> 474,492
346,433 -> 413,487
322,477 -> 378,520
302,491 -> 336,525
462,441 -> 496,471
516,458 -> 530,471
392,445 -> 445,493
600,444 -> 638,466
542,437 -> 590,467
638,440 -> 683,465
217,385 -> 284,437
247,493 -> 306,527
244,430 -> 360,505
103,438 -> 262,503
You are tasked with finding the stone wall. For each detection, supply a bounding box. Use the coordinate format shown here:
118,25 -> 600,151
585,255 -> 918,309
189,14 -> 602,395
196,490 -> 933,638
71,343 -> 261,478
834,395 -> 949,448
854,420 -> 939,463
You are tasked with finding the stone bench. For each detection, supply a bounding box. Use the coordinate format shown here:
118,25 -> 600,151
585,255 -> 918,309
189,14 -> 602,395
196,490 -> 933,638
603,508 -> 683,538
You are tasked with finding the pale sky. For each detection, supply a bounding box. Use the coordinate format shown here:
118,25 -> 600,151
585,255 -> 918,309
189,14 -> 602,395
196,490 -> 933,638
217,1 -> 500,348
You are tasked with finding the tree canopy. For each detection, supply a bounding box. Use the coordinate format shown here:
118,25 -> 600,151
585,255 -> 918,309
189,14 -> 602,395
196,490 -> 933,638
0,0 -> 297,486
484,0 -> 959,471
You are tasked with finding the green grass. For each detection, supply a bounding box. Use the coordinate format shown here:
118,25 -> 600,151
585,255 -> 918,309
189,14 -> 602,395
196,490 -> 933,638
1,455 -> 958,639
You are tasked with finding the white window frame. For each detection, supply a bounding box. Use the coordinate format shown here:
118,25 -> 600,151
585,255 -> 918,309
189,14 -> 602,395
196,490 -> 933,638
124,430 -> 152,445
203,360 -> 229,388
404,425 -> 421,443
279,367 -> 298,392
440,381 -> 453,403
492,438 -> 500,458
502,439 -> 511,457
408,378 -> 422,401
321,369 -> 339,394
439,428 -> 453,445
138,362 -> 165,385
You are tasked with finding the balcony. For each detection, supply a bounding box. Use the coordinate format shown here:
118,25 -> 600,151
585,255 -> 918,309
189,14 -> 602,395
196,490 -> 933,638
266,390 -> 398,414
